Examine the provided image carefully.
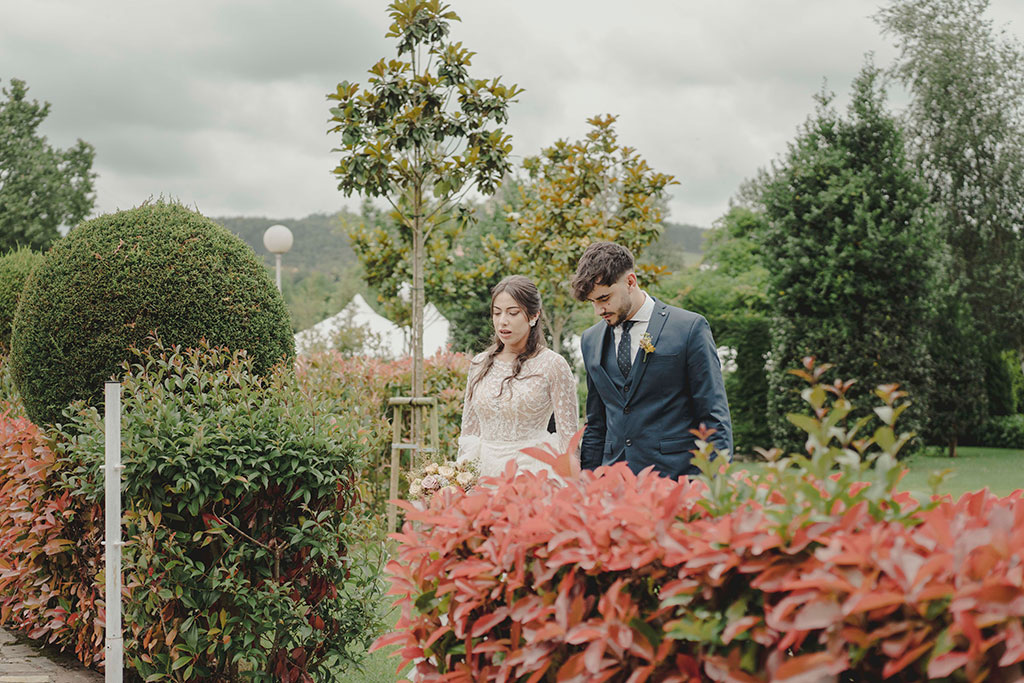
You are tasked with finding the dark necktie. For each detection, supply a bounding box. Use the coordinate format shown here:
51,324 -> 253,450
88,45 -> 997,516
617,320 -> 635,378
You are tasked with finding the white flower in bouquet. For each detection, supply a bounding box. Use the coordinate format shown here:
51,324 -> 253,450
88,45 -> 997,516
406,458 -> 479,501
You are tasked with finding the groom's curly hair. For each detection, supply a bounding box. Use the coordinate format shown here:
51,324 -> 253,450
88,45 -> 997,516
571,241 -> 634,301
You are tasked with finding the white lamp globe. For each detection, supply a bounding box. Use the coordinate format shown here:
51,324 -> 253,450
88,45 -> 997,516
263,224 -> 293,254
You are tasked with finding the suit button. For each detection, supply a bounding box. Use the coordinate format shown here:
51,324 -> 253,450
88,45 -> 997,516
623,383 -> 631,392
624,405 -> 631,414
625,439 -> 632,447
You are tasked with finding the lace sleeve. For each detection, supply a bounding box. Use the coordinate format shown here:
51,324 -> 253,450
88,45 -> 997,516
548,351 -> 580,455
457,360 -> 482,463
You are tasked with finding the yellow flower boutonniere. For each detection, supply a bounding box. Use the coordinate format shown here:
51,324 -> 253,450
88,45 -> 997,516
639,332 -> 655,361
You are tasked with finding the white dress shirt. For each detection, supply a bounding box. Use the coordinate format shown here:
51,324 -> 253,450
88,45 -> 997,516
612,292 -> 654,367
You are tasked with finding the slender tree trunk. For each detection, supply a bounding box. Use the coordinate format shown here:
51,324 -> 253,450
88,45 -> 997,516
948,433 -> 958,458
411,187 -> 425,457
550,316 -> 564,361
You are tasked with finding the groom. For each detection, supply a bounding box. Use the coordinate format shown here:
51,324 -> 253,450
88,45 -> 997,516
572,241 -> 732,479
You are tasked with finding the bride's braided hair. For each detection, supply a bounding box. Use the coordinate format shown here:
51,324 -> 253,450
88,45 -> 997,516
467,275 -> 546,402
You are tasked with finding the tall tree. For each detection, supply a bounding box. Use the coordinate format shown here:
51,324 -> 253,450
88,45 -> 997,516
486,115 -> 677,355
760,65 -> 942,452
0,78 -> 96,251
926,283 -> 988,456
342,198 -> 498,345
327,0 -> 522,439
438,181 -> 522,354
877,0 -> 1024,351
653,206 -> 773,454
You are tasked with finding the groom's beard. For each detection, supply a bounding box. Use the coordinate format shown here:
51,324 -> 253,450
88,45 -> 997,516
606,301 -> 633,327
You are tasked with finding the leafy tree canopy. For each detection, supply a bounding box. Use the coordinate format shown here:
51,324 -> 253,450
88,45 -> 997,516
486,114 -> 677,355
877,0 -> 1024,350
327,0 -> 522,406
758,64 -> 942,451
0,78 -> 96,252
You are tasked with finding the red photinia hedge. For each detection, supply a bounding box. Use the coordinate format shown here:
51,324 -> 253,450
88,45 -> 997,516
379,464 -> 1024,682
0,405 -> 105,665
295,349 -> 471,516
376,363 -> 1024,682
379,463 -> 713,681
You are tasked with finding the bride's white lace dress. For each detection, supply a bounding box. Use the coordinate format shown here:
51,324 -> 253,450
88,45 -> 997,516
457,347 -> 579,477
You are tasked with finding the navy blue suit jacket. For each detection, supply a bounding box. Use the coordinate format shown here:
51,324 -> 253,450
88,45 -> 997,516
580,298 -> 733,479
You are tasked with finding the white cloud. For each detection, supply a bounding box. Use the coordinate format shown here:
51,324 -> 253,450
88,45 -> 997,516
2,0 -> 1022,227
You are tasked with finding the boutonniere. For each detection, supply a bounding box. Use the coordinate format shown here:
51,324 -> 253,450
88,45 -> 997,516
639,332 -> 655,361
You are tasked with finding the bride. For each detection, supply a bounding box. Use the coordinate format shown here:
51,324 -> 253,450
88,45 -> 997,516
457,275 -> 579,477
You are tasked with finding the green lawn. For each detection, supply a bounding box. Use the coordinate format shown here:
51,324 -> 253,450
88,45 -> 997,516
897,445 -> 1023,499
333,603 -> 408,683
732,446 -> 1023,500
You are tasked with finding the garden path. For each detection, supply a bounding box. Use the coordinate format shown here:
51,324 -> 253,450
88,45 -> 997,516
0,627 -> 100,683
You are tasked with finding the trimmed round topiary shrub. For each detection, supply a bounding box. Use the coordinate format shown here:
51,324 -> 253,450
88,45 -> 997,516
10,201 -> 294,425
0,246 -> 44,351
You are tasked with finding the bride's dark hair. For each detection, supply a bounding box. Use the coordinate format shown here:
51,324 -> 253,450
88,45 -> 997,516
466,275 -> 546,402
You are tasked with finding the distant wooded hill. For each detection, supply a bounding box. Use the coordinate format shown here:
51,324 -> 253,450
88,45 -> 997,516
213,213 -> 357,274
217,212 -> 708,278
660,221 -> 709,253
217,211 -> 707,331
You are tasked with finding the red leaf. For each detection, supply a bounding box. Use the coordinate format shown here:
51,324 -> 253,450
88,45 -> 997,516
773,652 -> 847,682
843,591 -> 904,616
882,641 -> 932,678
470,607 -> 508,637
999,619 -> 1024,667
722,616 -> 760,644
424,625 -> 450,649
927,651 -> 969,678
583,639 -> 607,673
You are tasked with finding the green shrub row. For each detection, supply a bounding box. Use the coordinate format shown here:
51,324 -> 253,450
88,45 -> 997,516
965,413 -> 1024,450
3,340 -> 386,681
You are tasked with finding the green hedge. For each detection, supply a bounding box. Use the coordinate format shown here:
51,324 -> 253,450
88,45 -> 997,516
10,201 -> 293,425
48,340 -> 382,680
966,413 -> 1024,450
0,247 -> 43,351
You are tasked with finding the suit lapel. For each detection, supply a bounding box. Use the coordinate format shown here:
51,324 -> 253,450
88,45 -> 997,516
587,324 -> 614,390
624,299 -> 669,405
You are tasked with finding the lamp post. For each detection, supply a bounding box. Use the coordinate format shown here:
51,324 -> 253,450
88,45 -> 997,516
262,224 -> 293,292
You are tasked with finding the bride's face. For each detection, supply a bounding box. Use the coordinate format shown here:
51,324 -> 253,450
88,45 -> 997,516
492,291 -> 534,352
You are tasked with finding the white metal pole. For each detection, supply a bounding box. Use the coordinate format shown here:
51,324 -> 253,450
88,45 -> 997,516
275,253 -> 282,292
104,381 -> 123,683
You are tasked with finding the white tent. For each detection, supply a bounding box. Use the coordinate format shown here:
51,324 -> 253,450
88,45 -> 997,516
294,293 -> 451,358
294,294 -> 406,357
423,303 -> 451,358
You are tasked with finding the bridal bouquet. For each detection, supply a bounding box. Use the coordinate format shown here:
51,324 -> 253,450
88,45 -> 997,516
407,459 -> 478,501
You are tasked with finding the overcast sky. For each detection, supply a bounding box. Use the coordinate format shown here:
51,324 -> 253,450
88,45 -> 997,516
2,1 -> 1023,229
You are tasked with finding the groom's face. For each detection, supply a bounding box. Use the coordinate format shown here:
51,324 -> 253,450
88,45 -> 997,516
587,273 -> 635,327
